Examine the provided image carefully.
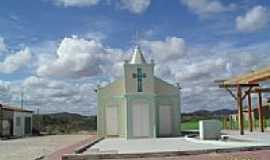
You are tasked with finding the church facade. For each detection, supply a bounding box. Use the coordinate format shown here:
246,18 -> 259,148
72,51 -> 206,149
97,46 -> 181,139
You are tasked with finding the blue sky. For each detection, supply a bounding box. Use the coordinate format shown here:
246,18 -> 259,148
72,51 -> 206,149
0,0 -> 270,115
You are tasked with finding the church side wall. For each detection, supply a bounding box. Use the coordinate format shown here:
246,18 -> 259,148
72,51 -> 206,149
97,91 -> 104,137
97,79 -> 127,138
154,77 -> 179,95
115,97 -> 127,138
154,78 -> 181,136
97,95 -> 127,138
155,95 -> 181,136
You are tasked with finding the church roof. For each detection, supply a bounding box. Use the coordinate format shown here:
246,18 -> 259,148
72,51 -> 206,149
130,46 -> 147,64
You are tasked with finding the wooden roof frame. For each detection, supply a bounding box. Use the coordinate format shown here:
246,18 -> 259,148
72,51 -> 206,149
219,83 -> 259,88
250,88 -> 270,93
223,66 -> 270,84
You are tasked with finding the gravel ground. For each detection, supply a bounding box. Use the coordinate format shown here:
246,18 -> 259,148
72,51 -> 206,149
0,134 -> 93,160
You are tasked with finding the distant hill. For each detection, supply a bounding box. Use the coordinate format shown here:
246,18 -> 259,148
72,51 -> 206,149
212,109 -> 237,115
182,108 -> 237,122
32,109 -> 236,134
183,108 -> 236,116
33,112 -> 96,135
41,112 -> 88,119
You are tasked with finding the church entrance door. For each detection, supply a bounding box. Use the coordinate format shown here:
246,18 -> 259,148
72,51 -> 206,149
159,105 -> 172,136
105,106 -> 118,136
132,102 -> 150,138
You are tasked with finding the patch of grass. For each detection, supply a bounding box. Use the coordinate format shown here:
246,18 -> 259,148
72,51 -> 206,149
225,118 -> 270,130
181,119 -> 224,131
181,120 -> 199,130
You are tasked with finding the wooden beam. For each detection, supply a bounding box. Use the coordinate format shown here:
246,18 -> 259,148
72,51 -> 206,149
258,91 -> 264,132
237,85 -> 244,135
225,87 -> 237,100
249,74 -> 270,84
247,92 -> 253,132
241,86 -> 254,101
250,88 -> 270,93
224,66 -> 270,84
214,80 -> 226,83
219,83 -> 259,88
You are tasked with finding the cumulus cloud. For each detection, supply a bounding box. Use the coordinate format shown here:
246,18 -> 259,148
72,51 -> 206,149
0,76 -> 97,115
142,40 -> 270,112
181,0 -> 235,16
54,0 -> 100,7
37,36 -> 126,78
175,57 -> 226,82
140,37 -> 187,62
119,0 -> 151,14
0,48 -> 32,74
236,6 -> 269,33
3,35 -> 270,114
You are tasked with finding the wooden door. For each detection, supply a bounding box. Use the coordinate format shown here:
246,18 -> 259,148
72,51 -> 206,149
24,117 -> 31,135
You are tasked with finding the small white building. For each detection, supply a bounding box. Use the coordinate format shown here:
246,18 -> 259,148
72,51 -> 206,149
0,104 -> 33,138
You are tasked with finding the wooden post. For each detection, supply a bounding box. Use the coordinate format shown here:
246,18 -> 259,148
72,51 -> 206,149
237,85 -> 244,135
258,91 -> 264,132
247,92 -> 253,132
223,116 -> 227,129
0,104 -> 2,137
230,115 -> 233,129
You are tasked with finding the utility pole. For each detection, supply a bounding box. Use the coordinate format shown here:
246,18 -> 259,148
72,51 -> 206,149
20,89 -> 24,109
0,104 -> 3,137
37,107 -> 41,132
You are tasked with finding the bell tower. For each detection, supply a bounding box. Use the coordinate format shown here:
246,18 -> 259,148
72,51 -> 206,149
124,46 -> 155,95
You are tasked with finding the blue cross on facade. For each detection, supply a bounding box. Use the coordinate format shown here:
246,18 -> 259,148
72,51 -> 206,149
132,68 -> 146,92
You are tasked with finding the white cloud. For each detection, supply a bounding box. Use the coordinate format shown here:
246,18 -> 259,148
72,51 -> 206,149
84,32 -> 107,42
171,41 -> 270,112
119,0 -> 151,14
0,48 -> 32,74
181,0 -> 235,16
54,0 -> 100,7
236,6 -> 269,33
141,37 -> 187,62
2,35 -> 270,114
37,36 -> 126,78
0,76 -> 99,115
175,57 -> 226,82
49,0 -> 151,14
0,37 -> 8,53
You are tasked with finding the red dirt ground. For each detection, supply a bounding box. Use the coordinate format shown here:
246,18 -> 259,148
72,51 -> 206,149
120,150 -> 270,160
46,134 -> 97,160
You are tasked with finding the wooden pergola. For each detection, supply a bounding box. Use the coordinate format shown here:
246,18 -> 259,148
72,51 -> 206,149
217,66 -> 270,135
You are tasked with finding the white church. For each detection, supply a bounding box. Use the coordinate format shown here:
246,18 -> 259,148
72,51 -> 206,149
96,46 -> 181,139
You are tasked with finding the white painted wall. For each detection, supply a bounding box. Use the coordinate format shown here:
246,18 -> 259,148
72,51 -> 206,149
2,120 -> 11,136
13,112 -> 32,137
159,105 -> 172,136
199,120 -> 222,140
105,106 -> 118,136
132,102 -> 150,137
